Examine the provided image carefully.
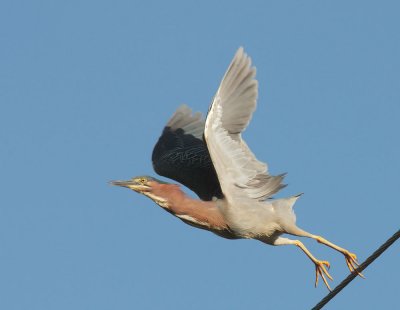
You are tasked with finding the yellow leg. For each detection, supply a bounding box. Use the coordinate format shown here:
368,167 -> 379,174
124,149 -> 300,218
312,235 -> 364,278
272,237 -> 333,290
294,240 -> 333,291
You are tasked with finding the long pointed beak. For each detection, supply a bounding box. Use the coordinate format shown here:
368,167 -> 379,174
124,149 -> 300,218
110,180 -> 136,188
109,179 -> 149,192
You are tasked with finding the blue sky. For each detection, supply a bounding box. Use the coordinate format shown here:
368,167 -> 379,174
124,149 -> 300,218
1,1 -> 399,309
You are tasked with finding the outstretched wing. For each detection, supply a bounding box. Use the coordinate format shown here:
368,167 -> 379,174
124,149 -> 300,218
204,47 -> 285,201
152,105 -> 223,201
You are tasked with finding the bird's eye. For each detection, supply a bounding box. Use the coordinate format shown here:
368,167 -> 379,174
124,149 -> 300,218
140,178 -> 146,184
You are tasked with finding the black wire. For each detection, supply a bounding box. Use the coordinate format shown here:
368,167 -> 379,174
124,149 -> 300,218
311,229 -> 400,310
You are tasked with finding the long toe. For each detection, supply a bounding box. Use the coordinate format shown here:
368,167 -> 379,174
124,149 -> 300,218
344,251 -> 365,278
314,260 -> 333,291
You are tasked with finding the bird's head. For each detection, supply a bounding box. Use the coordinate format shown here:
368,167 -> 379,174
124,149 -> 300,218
110,175 -> 171,207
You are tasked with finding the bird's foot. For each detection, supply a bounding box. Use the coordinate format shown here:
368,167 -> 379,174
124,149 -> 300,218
314,260 -> 333,291
343,251 -> 364,278
313,235 -> 364,279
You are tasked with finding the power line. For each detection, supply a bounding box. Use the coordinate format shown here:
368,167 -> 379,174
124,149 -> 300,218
312,229 -> 400,310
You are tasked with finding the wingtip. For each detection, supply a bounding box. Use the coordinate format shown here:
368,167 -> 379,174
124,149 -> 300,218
235,46 -> 247,59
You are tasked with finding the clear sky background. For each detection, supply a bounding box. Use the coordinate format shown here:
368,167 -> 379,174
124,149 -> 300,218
1,1 -> 399,309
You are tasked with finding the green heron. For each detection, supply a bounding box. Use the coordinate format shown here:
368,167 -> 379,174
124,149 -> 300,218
112,47 -> 361,290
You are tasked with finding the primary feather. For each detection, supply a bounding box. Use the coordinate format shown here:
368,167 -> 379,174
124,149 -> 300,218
205,47 -> 286,202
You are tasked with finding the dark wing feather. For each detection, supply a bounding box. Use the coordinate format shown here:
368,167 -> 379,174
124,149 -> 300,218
152,105 -> 223,201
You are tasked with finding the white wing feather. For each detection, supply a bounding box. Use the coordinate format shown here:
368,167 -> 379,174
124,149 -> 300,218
204,47 -> 285,201
167,104 -> 204,139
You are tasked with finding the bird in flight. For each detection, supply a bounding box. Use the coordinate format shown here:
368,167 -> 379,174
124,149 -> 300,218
112,47 -> 362,290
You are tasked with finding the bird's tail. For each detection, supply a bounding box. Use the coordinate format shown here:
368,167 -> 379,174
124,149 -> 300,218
272,194 -> 303,228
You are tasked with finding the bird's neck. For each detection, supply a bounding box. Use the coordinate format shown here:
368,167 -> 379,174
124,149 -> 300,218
147,182 -> 229,232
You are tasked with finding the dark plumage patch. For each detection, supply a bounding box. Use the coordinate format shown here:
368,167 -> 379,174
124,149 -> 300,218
152,126 -> 223,201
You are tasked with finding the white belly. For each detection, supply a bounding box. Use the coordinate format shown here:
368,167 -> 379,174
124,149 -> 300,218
218,199 -> 282,239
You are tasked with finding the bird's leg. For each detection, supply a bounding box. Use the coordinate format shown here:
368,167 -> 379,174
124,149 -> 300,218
310,235 -> 364,277
273,237 -> 333,291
